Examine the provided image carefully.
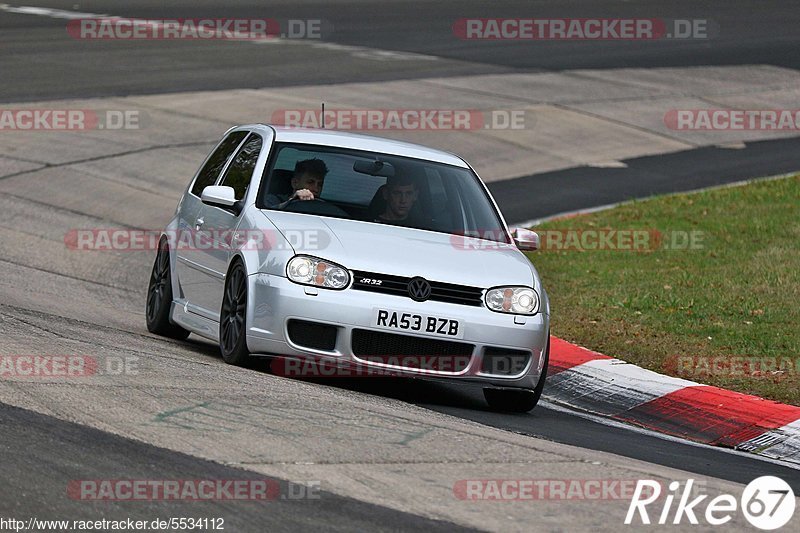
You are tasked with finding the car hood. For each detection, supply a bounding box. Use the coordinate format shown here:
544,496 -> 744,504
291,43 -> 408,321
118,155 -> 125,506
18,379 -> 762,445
260,210 -> 535,288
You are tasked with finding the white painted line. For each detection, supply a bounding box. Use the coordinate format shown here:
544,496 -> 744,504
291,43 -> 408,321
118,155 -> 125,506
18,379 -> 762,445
0,3 -> 439,62
252,38 -> 440,62
715,142 -> 747,150
587,160 -> 628,168
518,202 -> 627,228
0,4 -> 108,18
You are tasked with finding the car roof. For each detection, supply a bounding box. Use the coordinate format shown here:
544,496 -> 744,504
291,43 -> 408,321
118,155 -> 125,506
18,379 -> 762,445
242,124 -> 470,168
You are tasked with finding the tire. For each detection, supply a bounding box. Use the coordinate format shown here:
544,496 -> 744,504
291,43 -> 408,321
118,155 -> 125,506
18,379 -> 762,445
483,332 -> 550,413
146,239 -> 190,340
219,260 -> 250,365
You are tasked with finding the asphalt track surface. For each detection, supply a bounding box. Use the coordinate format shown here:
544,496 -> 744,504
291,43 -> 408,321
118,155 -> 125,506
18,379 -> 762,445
1,0 -> 799,102
287,376 -> 800,491
0,402 -> 472,531
2,0 -> 800,529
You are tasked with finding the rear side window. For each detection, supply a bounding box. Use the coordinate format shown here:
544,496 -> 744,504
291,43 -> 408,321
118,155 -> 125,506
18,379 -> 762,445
219,134 -> 263,200
190,130 -> 248,197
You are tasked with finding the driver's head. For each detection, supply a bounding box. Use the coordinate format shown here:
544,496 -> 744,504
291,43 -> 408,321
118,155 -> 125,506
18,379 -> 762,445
292,158 -> 328,196
382,175 -> 418,220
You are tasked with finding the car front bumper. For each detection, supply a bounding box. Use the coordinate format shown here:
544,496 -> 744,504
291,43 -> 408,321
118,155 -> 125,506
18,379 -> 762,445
245,273 -> 549,390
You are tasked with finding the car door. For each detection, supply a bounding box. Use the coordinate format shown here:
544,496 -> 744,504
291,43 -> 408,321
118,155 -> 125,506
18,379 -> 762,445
187,132 -> 264,318
175,130 -> 248,312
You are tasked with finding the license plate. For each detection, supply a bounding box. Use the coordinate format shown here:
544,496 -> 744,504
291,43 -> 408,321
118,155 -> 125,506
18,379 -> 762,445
372,309 -> 464,339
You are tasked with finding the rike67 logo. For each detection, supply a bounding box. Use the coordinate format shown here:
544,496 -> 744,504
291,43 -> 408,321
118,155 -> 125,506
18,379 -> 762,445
626,477 -> 795,530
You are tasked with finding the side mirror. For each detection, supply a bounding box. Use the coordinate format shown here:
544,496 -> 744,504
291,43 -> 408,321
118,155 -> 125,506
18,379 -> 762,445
511,227 -> 539,251
201,185 -> 239,211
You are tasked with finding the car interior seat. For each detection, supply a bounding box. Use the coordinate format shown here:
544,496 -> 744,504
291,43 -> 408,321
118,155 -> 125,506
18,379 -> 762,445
269,168 -> 295,196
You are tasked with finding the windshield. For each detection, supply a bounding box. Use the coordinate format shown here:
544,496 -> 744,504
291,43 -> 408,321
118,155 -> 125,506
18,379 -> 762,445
257,142 -> 510,243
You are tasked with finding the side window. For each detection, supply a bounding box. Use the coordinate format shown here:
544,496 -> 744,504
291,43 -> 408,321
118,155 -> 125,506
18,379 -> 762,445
190,131 -> 248,197
220,134 -> 263,200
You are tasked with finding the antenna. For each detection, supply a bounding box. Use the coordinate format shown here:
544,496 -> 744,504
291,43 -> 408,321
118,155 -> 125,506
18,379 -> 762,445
321,102 -> 325,129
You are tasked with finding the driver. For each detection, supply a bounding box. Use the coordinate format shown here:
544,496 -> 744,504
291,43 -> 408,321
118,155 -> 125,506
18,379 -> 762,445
265,158 -> 328,209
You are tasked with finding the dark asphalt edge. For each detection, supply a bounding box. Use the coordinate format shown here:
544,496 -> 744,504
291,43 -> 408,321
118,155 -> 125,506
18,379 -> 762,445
0,401 -> 477,532
488,135 -> 800,224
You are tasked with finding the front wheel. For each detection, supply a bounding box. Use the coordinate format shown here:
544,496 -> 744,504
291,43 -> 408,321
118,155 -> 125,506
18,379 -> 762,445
219,261 -> 250,365
146,239 -> 190,340
484,332 -> 549,413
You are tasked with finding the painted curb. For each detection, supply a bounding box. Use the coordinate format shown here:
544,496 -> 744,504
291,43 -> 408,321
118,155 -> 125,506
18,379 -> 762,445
544,337 -> 800,465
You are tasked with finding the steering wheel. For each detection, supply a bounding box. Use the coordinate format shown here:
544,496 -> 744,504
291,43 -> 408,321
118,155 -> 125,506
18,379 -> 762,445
282,198 -> 349,217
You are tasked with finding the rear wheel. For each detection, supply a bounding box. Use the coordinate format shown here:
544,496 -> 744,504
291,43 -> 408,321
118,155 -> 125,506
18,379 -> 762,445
484,332 -> 550,413
219,261 -> 250,365
146,239 -> 190,340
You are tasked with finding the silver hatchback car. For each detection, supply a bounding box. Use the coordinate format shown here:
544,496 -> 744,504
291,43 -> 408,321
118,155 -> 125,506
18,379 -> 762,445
146,125 -> 550,412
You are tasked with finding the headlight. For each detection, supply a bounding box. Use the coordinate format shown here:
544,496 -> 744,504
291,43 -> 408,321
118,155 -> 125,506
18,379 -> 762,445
485,286 -> 539,315
287,255 -> 350,290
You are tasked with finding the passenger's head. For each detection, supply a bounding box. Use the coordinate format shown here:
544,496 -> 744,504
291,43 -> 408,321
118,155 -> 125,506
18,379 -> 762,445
292,158 -> 328,196
382,175 -> 418,220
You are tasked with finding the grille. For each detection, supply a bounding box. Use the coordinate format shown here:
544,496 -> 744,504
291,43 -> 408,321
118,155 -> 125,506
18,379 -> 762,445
351,270 -> 483,306
351,329 -> 474,372
287,320 -> 337,351
481,347 -> 531,376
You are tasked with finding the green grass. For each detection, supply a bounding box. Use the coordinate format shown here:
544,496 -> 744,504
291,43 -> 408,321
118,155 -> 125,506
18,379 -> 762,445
527,174 -> 800,405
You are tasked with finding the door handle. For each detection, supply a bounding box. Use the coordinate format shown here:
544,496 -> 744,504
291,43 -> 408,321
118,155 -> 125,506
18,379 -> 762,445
195,217 -> 204,230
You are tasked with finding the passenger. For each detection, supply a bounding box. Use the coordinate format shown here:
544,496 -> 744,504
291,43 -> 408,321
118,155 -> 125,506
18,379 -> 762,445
375,175 -> 419,224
